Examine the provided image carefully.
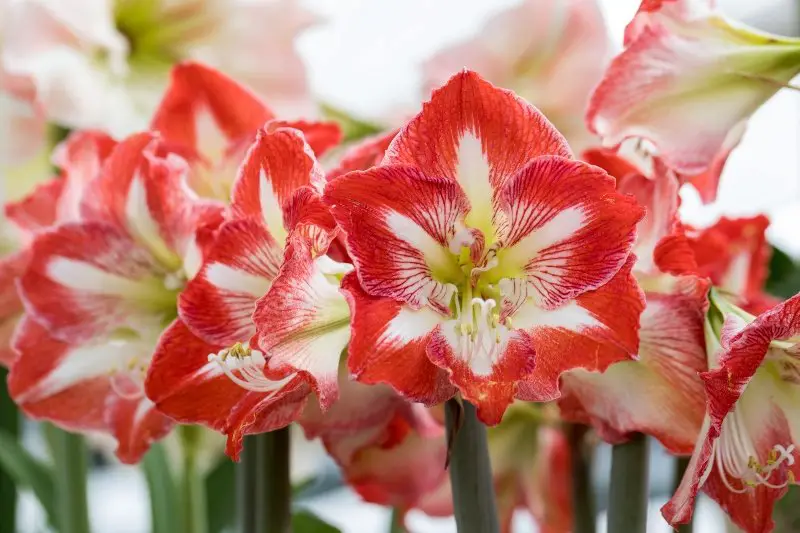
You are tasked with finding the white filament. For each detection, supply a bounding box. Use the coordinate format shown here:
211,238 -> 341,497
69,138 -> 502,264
208,344 -> 294,393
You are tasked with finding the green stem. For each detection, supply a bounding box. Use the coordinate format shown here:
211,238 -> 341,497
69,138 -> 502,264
47,425 -> 91,533
566,423 -> 595,533
607,433 -> 649,533
142,443 -> 181,533
0,368 -> 20,533
237,436 -> 260,533
180,426 -> 207,533
258,428 -> 291,533
445,399 -> 500,533
673,456 -> 693,533
389,507 -> 407,533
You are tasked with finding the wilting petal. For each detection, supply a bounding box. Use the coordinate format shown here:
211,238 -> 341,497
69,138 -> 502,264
559,281 -> 708,453
516,256 -> 644,402
106,395 -> 173,464
180,218 -> 283,346
231,126 -> 324,245
19,222 -> 176,343
494,156 -> 644,310
325,166 -> 468,312
341,274 -> 456,406
326,130 -> 398,180
687,216 -> 771,309
588,4 -> 800,176
144,320 -> 310,460
254,239 -> 351,409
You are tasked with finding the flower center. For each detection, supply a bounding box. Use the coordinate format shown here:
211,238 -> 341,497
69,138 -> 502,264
109,354 -> 148,400
208,342 -> 295,394
700,405 -> 796,492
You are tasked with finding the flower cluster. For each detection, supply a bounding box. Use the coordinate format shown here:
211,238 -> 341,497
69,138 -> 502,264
2,0 -> 800,531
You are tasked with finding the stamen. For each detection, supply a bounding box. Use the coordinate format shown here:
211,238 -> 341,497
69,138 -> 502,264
208,342 -> 294,394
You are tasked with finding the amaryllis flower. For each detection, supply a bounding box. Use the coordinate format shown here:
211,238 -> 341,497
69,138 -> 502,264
151,62 -> 340,201
0,131 -> 115,366
8,133 -> 223,463
145,125 -> 351,458
663,290 -> 800,533
687,215 -> 780,314
423,0 -> 609,153
587,0 -> 800,183
324,71 -> 644,424
558,147 -> 709,453
0,0 -> 318,137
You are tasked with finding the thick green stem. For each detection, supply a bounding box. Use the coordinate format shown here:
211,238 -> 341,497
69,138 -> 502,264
180,426 -> 207,533
237,436 -> 260,533
389,507 -> 407,533
607,433 -> 649,533
47,426 -> 91,533
567,423 -> 595,533
259,428 -> 291,533
143,443 -> 181,533
445,399 -> 499,533
673,456 -> 693,533
0,368 -> 20,533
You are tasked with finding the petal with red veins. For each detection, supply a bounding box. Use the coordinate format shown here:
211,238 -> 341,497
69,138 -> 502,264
144,320 -> 310,461
281,186 -> 339,257
19,222 -> 175,342
180,218 -> 283,346
427,327 -> 536,425
325,166 -> 468,312
6,178 -> 65,235
266,119 -> 342,157
254,240 -> 351,409
0,251 -> 29,366
231,127 -> 324,244
341,273 -> 456,406
516,256 -> 644,402
326,130 -> 398,180
384,70 -> 571,190
106,395 -> 173,464
494,156 -> 644,310
559,284 -> 708,454
151,62 -> 274,157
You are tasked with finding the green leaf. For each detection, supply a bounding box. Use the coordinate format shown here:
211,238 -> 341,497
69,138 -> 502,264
142,443 -> 182,533
205,455 -> 236,533
291,510 -> 342,533
320,103 -> 385,143
767,246 -> 800,298
0,427 -> 58,527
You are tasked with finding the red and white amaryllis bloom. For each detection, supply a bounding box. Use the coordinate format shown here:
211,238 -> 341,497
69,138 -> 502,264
687,215 -> 780,314
423,0 -> 610,152
151,62 -> 341,202
663,291 -> 800,533
587,0 -> 800,181
145,125 -> 351,458
559,147 -> 709,453
8,133 -> 223,463
324,71 -> 644,424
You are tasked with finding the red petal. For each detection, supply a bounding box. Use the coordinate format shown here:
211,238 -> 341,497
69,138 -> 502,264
19,222 -> 172,343
266,120 -> 342,157
254,239 -> 351,409
231,126 -> 324,240
6,178 -> 65,235
384,71 -> 571,191
341,274 -> 456,406
281,186 -> 339,257
325,165 -> 468,312
106,396 -> 174,464
497,156 -> 644,310
151,62 -> 274,155
326,129 -> 398,180
516,256 -> 644,402
179,219 -> 283,346
0,252 -> 29,366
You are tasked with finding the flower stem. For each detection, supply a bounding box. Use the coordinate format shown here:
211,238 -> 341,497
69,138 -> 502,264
607,433 -> 649,533
389,507 -> 407,533
179,425 -> 207,533
445,399 -> 500,533
0,368 -> 19,533
566,423 -> 595,533
259,428 -> 291,533
47,426 -> 91,533
672,456 -> 693,533
237,436 -> 260,533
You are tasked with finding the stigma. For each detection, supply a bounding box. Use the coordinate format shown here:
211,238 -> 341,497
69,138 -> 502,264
208,342 -> 294,393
